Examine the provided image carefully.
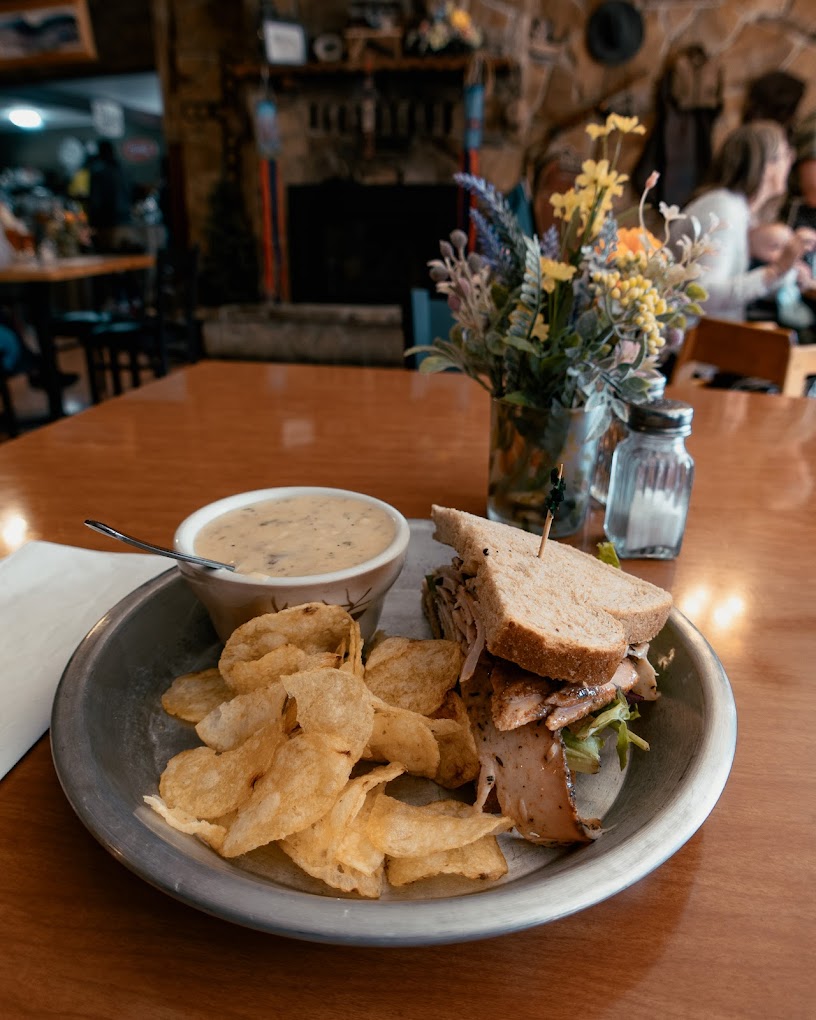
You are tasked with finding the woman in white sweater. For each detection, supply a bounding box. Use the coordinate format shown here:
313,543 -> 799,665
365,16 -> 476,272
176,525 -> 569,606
678,120 -> 814,321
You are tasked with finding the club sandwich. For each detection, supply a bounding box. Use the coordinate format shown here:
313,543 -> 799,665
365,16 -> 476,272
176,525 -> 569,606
423,506 -> 673,846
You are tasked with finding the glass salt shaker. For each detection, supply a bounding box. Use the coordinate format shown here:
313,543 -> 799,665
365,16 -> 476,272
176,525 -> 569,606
591,374 -> 667,507
603,398 -> 694,559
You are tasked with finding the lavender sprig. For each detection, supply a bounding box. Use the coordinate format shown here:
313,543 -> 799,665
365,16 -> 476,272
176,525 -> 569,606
454,172 -> 525,277
470,208 -> 515,280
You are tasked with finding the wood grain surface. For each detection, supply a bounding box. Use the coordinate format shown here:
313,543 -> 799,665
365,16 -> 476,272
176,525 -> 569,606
0,361 -> 813,1019
0,253 -> 155,284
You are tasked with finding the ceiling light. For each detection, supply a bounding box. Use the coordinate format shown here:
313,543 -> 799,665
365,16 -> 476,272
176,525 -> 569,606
8,107 -> 43,129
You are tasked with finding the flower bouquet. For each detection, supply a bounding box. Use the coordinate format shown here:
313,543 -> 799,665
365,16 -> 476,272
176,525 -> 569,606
46,205 -> 91,258
406,3 -> 483,55
409,113 -> 713,535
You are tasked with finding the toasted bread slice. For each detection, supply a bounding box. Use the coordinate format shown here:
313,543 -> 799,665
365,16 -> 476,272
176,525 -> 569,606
431,506 -> 672,685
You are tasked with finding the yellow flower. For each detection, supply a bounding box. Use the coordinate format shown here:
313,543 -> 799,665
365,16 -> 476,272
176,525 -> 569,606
550,189 -> 584,223
449,8 -> 471,31
585,113 -> 646,140
531,313 -> 549,342
606,114 -> 646,136
585,122 -> 612,140
540,258 -> 577,294
576,159 -> 628,197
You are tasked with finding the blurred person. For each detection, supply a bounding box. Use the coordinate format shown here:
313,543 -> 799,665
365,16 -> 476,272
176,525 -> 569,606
87,140 -> 133,252
787,110 -> 816,233
748,221 -> 815,334
675,120 -> 815,321
0,306 -> 77,390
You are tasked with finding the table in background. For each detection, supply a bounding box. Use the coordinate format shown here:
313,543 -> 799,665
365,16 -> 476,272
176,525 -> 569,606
0,361 -> 813,1019
0,253 -> 156,420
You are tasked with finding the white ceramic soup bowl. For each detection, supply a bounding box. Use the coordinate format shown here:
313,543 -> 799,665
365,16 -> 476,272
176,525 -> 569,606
173,486 -> 411,642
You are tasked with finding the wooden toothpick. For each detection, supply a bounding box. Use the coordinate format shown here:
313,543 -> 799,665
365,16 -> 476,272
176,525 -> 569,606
538,463 -> 565,558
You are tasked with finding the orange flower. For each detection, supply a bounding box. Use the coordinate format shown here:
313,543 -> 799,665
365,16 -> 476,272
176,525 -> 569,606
616,226 -> 661,256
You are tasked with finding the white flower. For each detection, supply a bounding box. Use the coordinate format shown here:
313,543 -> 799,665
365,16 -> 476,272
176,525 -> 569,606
658,202 -> 682,223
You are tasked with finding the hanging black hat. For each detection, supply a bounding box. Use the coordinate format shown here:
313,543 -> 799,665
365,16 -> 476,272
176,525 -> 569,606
586,1 -> 644,67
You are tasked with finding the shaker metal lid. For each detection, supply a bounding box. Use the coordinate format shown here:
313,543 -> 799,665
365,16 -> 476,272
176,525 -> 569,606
628,397 -> 694,433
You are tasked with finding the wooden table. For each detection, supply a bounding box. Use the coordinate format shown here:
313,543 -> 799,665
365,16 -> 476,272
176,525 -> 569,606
0,361 -> 813,1019
0,253 -> 155,420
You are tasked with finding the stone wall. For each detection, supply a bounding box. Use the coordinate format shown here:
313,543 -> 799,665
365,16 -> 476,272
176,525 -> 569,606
471,0 -> 816,190
151,0 -> 815,361
155,0 -> 815,254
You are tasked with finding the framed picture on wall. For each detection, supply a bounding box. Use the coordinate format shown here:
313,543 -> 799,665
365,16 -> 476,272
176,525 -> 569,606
0,0 -> 97,70
262,18 -> 307,66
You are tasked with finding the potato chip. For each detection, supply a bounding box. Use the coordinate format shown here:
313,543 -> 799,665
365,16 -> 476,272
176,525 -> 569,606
222,643 -> 339,695
335,779 -> 398,876
219,604 -> 355,690
279,842 -> 385,898
149,601 -> 515,897
386,833 -> 508,886
161,668 -> 231,723
364,637 -> 461,715
143,795 -> 228,853
159,720 -> 286,819
365,794 -> 513,858
221,732 -> 354,857
278,763 -> 403,896
429,691 -> 480,789
282,668 -> 373,759
340,619 -> 364,678
364,698 -> 440,778
195,681 -> 288,751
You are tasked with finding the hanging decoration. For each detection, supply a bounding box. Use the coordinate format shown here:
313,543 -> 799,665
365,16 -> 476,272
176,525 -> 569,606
460,53 -> 491,247
253,67 -> 288,301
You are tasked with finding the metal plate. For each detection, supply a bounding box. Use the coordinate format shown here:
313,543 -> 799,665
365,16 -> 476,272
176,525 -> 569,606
50,520 -> 736,946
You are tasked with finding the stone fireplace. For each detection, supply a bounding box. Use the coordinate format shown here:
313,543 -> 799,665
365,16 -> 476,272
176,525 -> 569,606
274,67 -> 468,300
288,180 -> 458,305
202,64 -> 471,365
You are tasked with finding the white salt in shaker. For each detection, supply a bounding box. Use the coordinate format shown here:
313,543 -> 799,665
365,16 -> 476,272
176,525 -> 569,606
603,398 -> 694,559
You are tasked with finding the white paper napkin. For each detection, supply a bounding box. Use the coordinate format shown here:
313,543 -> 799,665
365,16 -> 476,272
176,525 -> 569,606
0,540 -> 168,781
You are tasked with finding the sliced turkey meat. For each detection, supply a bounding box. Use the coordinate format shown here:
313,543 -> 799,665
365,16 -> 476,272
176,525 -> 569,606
544,659 -> 639,730
464,655 -> 601,846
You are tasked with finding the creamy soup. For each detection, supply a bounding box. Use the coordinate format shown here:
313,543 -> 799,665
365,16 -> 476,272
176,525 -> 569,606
194,493 -> 397,577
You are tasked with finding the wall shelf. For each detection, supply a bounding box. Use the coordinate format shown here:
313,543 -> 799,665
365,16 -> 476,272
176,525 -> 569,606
231,54 -> 513,80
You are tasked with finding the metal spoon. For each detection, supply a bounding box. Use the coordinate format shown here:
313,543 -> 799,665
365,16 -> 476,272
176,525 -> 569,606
84,520 -> 236,571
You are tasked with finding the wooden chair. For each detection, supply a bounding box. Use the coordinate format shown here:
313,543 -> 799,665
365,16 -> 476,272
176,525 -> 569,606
672,317 -> 816,396
81,247 -> 200,403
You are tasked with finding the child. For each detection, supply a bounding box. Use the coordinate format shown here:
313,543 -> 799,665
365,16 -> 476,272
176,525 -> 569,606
749,221 -> 815,332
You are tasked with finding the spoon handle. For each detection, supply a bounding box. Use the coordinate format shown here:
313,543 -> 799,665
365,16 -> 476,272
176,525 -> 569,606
84,520 -> 235,571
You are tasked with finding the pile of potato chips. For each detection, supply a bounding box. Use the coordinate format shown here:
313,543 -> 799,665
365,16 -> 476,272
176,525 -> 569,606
145,603 -> 512,898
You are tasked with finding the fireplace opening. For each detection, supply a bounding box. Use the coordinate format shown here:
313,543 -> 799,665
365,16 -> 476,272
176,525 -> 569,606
288,180 -> 459,305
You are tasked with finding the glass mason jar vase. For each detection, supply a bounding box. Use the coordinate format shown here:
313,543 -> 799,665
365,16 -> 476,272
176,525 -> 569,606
487,398 -> 608,538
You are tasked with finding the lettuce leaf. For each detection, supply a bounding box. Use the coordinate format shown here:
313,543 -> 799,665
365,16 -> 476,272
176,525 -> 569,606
596,541 -> 621,568
564,690 -> 650,773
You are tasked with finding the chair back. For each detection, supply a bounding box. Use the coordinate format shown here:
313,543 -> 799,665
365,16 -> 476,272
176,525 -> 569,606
404,288 -> 455,369
155,246 -> 201,362
672,317 -> 795,391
